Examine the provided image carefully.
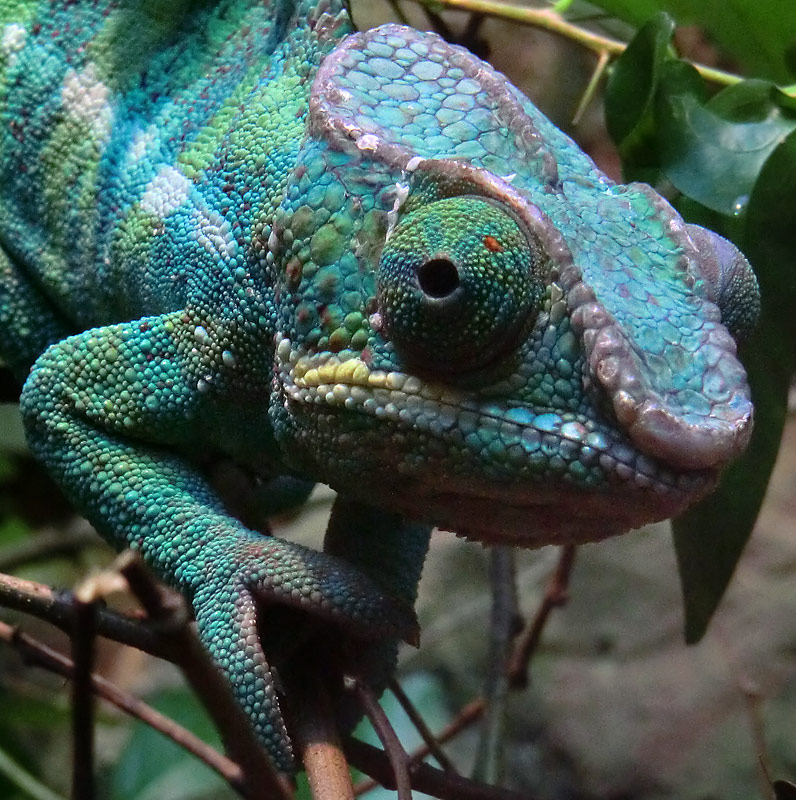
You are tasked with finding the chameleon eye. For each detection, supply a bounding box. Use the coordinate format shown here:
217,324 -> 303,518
377,196 -> 544,374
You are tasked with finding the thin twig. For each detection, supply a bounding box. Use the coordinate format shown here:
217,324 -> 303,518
357,545 -> 578,795
0,621 -> 245,789
424,697 -> 486,753
507,544 -> 577,689
571,48 -> 611,126
388,679 -> 456,773
1,539 -> 577,800
354,699 -> 485,797
0,565 -> 289,800
411,0 -> 743,87
417,0 -> 625,54
354,697 -> 486,797
0,571 -> 165,657
474,546 -> 520,784
356,682 -> 413,799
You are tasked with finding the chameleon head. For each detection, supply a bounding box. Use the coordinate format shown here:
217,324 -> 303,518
267,24 -> 758,546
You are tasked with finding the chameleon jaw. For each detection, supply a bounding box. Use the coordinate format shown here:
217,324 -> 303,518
366,474 -> 711,546
275,336 -> 716,544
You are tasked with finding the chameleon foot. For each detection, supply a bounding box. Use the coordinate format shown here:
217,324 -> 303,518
192,534 -> 417,770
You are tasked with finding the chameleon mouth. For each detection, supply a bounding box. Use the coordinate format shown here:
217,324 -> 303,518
276,336 -> 713,504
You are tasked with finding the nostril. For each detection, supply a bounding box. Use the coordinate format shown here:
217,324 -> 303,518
416,257 -> 460,299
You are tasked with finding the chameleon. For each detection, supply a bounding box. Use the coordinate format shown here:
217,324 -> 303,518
0,0 -> 759,772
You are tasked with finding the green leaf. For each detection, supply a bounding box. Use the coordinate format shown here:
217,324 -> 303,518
589,0 -> 796,82
657,73 -> 796,215
673,126 -> 796,643
604,12 -> 675,175
672,344 -> 788,643
744,127 -> 796,348
607,14 -> 795,643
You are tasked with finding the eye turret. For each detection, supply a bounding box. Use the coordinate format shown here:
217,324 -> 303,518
685,224 -> 760,342
377,197 -> 544,374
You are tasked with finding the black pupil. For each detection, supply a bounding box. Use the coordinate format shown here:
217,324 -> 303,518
416,258 -> 460,299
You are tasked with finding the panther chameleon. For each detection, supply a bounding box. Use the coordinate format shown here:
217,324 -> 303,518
0,0 -> 759,770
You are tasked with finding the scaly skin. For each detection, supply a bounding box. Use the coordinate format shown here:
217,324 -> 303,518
0,0 -> 758,770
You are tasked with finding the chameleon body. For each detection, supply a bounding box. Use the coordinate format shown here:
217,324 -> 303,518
0,0 -> 758,770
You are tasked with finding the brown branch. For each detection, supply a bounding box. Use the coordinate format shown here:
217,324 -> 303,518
355,683 -> 413,799
425,697 -> 486,752
346,738 -> 531,800
288,666 -> 354,800
0,571 -> 165,657
0,621 -> 245,789
354,698 -> 485,797
1,541 -> 578,800
357,544 -> 577,795
0,563 -> 290,800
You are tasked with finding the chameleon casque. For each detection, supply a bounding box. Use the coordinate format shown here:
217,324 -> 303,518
0,0 -> 759,772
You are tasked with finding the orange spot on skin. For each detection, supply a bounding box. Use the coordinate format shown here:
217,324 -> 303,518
484,235 -> 503,252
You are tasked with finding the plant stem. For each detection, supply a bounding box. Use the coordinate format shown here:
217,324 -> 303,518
412,0 -> 742,87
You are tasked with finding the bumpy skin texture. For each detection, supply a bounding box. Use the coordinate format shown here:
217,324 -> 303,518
0,0 -> 758,770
